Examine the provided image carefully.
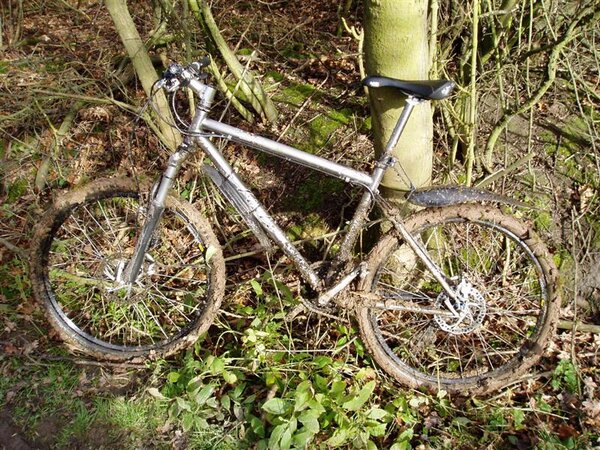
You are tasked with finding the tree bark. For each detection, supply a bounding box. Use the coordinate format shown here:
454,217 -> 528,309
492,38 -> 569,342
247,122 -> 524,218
105,0 -> 180,150
364,0 -> 432,194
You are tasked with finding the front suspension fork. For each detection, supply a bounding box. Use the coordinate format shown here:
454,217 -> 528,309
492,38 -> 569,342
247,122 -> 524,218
122,142 -> 193,284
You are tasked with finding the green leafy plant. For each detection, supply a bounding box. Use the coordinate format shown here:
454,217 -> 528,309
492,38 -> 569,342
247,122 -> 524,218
551,359 -> 579,393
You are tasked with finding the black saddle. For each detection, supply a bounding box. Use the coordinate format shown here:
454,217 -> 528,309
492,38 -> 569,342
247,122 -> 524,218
363,76 -> 455,100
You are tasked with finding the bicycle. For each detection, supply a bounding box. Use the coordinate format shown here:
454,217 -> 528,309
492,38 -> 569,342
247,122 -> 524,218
30,58 -> 559,394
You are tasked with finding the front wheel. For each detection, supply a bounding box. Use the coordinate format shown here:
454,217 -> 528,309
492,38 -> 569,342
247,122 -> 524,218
357,204 -> 559,394
30,178 -> 225,361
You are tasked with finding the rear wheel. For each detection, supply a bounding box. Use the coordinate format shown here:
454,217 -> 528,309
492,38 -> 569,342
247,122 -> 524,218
30,178 -> 225,361
357,204 -> 559,394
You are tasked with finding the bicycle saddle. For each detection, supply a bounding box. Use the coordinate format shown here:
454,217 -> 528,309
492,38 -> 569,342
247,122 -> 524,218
363,76 -> 455,100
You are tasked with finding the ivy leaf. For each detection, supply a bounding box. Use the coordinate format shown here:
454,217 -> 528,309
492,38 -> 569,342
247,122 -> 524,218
182,413 -> 195,432
176,397 -> 192,412
280,427 -> 293,450
343,380 -> 376,411
294,388 -> 311,412
269,423 -> 287,449
262,398 -> 290,415
367,440 -> 378,450
367,421 -> 387,437
367,407 -> 390,421
293,430 -> 315,448
250,279 -> 263,296
223,370 -> 237,385
193,385 -> 214,407
298,409 -> 321,434
326,428 -> 350,447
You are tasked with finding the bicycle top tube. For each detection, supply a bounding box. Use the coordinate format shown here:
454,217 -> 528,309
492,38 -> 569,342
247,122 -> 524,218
178,64 -> 417,198
199,119 -> 375,189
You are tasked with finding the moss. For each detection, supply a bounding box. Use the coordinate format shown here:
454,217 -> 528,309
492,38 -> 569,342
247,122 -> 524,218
287,213 -> 330,241
6,178 -> 29,204
588,216 -> 600,248
288,174 -> 345,213
280,42 -> 310,59
304,108 -> 353,153
527,195 -> 554,233
265,71 -> 284,83
542,116 -> 597,188
276,82 -> 317,106
554,248 -> 576,295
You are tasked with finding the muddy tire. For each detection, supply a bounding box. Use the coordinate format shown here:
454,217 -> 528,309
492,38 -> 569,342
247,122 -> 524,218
357,204 -> 559,394
30,177 -> 225,361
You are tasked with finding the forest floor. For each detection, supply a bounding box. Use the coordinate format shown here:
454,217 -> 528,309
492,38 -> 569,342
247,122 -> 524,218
1,1 -> 599,449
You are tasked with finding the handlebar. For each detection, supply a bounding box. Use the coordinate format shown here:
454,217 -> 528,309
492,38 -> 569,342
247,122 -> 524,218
155,57 -> 211,92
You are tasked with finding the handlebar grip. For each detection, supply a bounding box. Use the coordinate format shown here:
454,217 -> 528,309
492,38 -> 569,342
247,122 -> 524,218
188,56 -> 211,73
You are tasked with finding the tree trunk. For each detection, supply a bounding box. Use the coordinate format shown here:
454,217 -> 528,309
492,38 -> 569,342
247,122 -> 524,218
364,0 -> 432,194
105,0 -> 180,150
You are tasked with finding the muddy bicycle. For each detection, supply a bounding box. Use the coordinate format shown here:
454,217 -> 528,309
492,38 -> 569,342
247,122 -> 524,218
30,58 -> 559,394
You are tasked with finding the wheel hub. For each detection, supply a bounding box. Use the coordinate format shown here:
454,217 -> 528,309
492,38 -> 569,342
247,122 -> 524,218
102,254 -> 156,295
434,279 -> 486,334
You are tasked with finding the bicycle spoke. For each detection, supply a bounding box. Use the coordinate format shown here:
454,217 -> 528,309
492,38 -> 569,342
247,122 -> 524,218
44,191 -> 216,350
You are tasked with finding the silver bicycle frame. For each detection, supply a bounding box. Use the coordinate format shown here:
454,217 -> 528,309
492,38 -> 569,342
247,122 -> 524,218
124,79 -> 457,307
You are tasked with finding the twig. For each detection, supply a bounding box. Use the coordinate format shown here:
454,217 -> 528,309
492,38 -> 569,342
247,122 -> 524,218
6,351 -> 147,369
475,153 -> 534,188
465,0 -> 479,186
189,0 -> 278,123
483,6 -> 600,170
341,17 -> 365,86
207,58 -> 255,123
0,237 -> 28,259
557,320 -> 600,334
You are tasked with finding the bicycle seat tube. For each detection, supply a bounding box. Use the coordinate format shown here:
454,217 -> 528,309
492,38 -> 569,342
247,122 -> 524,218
335,96 -> 422,265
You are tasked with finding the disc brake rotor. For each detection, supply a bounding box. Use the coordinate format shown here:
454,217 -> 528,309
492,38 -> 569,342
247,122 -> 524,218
434,279 -> 486,334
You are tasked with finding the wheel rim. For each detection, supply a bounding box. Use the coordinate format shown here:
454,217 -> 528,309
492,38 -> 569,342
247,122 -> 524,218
370,217 -> 549,385
43,193 -> 213,352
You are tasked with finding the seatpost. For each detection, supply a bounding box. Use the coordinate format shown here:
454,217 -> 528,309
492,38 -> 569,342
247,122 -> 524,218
383,96 -> 421,157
